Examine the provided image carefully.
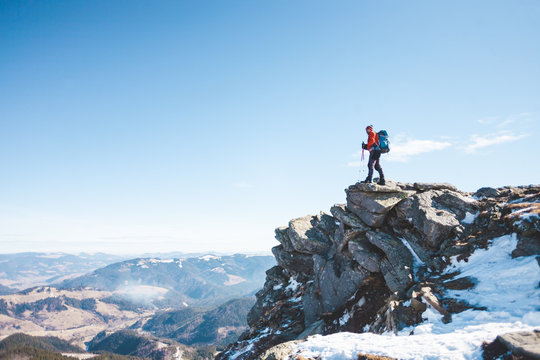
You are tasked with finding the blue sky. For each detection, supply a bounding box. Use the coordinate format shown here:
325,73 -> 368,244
1,0 -> 539,254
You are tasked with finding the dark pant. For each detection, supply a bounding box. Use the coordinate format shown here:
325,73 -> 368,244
367,150 -> 384,180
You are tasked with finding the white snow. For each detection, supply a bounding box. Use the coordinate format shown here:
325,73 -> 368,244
462,211 -> 477,224
36,254 -> 64,259
339,311 -> 351,326
293,234 -> 540,360
400,238 -> 424,267
224,274 -> 246,286
285,277 -> 300,292
230,327 -> 272,360
137,262 -> 149,269
211,267 -> 226,273
199,255 -> 220,261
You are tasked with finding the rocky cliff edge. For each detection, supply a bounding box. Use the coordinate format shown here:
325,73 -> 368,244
217,181 -> 540,359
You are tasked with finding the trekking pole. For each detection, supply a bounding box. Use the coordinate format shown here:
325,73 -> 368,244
359,147 -> 365,182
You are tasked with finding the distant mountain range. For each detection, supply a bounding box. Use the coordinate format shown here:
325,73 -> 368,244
0,253 -> 275,350
0,252 -> 129,290
0,251 -> 272,293
56,254 -> 275,307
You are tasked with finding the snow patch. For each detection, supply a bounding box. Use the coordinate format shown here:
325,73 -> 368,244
285,277 -> 300,292
211,267 -> 226,273
462,211 -> 477,224
339,311 -> 351,326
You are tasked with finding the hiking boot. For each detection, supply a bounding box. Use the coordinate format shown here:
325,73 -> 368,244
377,177 -> 386,185
361,177 -> 372,184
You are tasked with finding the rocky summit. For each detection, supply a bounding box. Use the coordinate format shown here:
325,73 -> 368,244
217,181 -> 540,359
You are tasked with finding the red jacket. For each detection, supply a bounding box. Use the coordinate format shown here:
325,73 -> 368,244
366,129 -> 379,151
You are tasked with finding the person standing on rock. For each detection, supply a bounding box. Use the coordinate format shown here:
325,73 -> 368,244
362,125 -> 385,185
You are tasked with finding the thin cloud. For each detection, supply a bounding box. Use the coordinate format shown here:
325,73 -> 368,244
477,116 -> 499,125
477,112 -> 533,129
386,138 -> 452,163
465,132 -> 529,153
348,137 -> 452,165
496,112 -> 532,128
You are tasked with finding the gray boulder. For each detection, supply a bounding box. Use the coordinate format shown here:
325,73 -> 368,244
346,183 -> 411,227
434,189 -> 479,220
485,330 -> 540,360
394,190 -> 462,249
331,204 -> 370,230
286,214 -> 335,255
498,330 -> 540,359
474,187 -> 500,198
414,182 -> 457,192
366,231 -> 414,295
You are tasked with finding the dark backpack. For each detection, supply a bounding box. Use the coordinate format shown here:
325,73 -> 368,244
377,130 -> 390,153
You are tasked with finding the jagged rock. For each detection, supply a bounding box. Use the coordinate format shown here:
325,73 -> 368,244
260,341 -> 299,360
287,214 -> 335,255
348,235 -> 383,273
349,181 -> 404,193
302,283 -> 323,326
387,300 -> 425,332
366,231 -> 413,295
303,256 -> 368,326
272,245 -> 314,274
474,187 -> 500,198
346,183 -> 411,227
220,182 -> 540,359
393,190 -> 462,249
275,227 -> 295,252
368,297 -> 424,334
396,182 -> 416,191
331,204 -> 370,230
247,266 -> 289,328
434,189 -> 479,220
483,330 -> 540,360
413,182 -> 457,192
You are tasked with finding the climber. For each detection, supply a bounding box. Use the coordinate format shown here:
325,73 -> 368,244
361,125 -> 385,185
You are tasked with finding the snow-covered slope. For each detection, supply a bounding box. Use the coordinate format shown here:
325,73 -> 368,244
292,234 -> 539,360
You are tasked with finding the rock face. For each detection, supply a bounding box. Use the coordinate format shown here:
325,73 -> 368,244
217,182 -> 540,360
